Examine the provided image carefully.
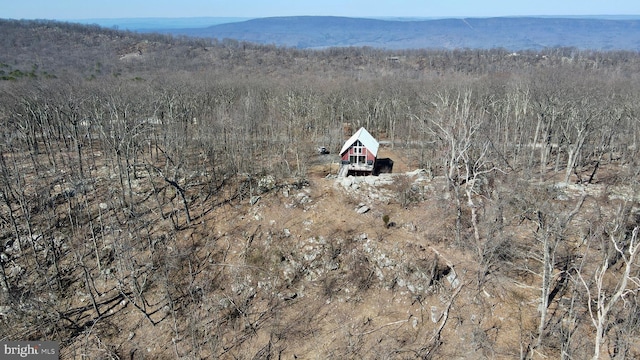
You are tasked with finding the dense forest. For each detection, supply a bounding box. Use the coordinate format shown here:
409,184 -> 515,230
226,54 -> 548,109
0,19 -> 639,359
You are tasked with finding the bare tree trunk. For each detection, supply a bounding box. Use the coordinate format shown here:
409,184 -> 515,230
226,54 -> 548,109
579,226 -> 640,360
529,113 -> 542,169
533,193 -> 585,354
76,252 -> 101,319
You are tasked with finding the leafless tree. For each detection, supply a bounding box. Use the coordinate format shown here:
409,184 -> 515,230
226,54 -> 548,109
577,215 -> 640,360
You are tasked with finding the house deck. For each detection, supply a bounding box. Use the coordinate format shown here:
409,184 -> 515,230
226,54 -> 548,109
345,163 -> 374,172
338,163 -> 374,177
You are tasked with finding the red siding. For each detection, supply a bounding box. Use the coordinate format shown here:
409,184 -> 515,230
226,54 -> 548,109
341,146 -> 376,163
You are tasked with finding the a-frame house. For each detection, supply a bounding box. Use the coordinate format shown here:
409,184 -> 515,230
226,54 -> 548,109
338,127 -> 379,177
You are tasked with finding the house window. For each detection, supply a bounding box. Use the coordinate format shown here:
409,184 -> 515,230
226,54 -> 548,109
349,155 -> 367,165
352,140 -> 365,156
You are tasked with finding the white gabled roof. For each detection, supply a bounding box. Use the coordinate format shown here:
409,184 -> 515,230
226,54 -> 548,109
339,127 -> 379,157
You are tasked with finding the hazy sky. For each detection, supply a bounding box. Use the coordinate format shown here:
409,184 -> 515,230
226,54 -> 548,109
3,0 -> 640,20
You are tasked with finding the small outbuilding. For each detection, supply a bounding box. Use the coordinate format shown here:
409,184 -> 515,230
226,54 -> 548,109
338,127 -> 379,177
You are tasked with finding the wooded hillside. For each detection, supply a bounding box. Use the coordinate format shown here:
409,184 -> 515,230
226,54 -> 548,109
164,16 -> 640,50
0,19 -> 639,359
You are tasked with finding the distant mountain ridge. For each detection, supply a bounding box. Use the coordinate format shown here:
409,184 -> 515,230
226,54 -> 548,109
149,16 -> 640,51
74,17 -> 251,31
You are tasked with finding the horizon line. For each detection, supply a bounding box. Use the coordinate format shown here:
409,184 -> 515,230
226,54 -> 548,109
15,14 -> 640,22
